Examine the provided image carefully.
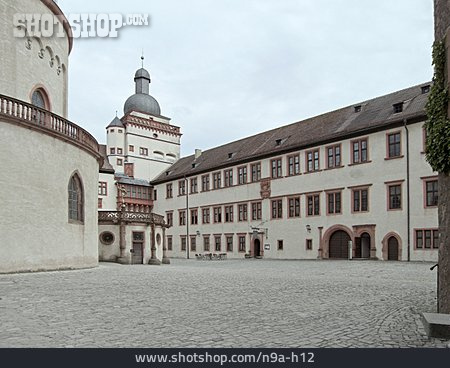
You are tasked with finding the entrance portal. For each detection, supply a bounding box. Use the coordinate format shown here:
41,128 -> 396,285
254,238 -> 261,258
329,230 -> 350,259
387,236 -> 399,261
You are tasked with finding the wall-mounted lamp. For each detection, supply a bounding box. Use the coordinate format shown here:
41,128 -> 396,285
306,225 -> 311,233
196,230 -> 200,236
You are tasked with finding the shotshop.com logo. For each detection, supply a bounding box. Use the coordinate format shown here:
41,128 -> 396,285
13,13 -> 150,38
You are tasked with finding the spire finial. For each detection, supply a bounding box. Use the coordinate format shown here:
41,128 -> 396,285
115,110 -> 118,117
141,49 -> 144,68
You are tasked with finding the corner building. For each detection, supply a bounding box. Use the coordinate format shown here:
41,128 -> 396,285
151,83 -> 439,262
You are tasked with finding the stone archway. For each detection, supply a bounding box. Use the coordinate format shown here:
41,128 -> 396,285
322,225 -> 354,259
381,232 -> 403,261
250,233 -> 264,258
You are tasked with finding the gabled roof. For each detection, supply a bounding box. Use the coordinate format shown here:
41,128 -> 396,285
151,82 -> 430,185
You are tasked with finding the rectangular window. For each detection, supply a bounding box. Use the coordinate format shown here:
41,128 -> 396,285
201,175 -> 210,191
190,236 -> 196,251
238,204 -> 248,222
238,166 -> 247,185
251,163 -> 261,182
306,149 -> 320,172
287,154 -> 300,176
213,172 -> 221,189
224,169 -> 233,187
98,181 -> 107,196
213,207 -> 222,223
353,188 -> 369,212
214,236 -> 221,252
226,236 -> 233,252
167,236 -> 172,251
387,132 -> 401,158
166,183 -> 173,198
425,180 -> 438,207
388,184 -> 402,210
179,210 -> 186,226
224,205 -> 234,222
166,212 -> 173,227
178,180 -> 186,196
271,199 -> 283,219
326,144 -> 341,168
238,236 -> 246,252
203,236 -> 210,252
327,192 -> 342,214
351,138 -> 368,164
129,145 -> 134,152
117,158 -> 123,166
181,237 -> 186,251
190,177 -> 198,193
110,148 -> 115,155
288,197 -> 301,218
306,239 -> 313,250
278,240 -> 284,250
202,208 -> 210,224
117,148 -> 123,154
307,194 -> 320,216
191,209 -> 198,225
415,229 -> 439,249
139,147 -> 148,156
252,202 -> 262,220
271,158 -> 282,178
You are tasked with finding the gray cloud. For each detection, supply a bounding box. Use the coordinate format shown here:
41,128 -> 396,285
59,0 -> 433,156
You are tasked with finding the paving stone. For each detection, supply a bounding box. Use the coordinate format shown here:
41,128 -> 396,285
0,259 -> 449,347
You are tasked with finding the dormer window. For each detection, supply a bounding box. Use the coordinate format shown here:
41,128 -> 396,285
228,152 -> 235,159
393,102 -> 403,114
275,138 -> 287,146
192,163 -> 198,169
165,171 -> 171,176
354,105 -> 361,113
421,85 -> 430,94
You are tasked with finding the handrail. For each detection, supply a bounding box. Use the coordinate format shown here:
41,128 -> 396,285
0,94 -> 99,155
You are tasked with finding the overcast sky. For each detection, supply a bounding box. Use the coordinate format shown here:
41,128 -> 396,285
58,0 -> 434,156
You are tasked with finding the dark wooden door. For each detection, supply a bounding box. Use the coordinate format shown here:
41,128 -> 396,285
354,237 -> 362,258
387,237 -> 399,261
329,230 -> 350,259
254,239 -> 261,257
131,242 -> 143,264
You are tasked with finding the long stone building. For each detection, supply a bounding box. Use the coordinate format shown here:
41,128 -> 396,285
150,83 -> 438,262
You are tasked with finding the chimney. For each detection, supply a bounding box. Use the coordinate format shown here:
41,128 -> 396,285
195,149 -> 202,160
124,162 -> 134,178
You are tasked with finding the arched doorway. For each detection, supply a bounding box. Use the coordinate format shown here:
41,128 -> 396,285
329,230 -> 350,259
254,238 -> 261,258
387,236 -> 399,261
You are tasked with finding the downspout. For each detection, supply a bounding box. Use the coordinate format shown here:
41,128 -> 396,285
404,118 -> 411,262
185,175 -> 190,259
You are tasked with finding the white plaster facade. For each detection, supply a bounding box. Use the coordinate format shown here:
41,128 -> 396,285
0,0 -> 70,117
0,0 -> 100,273
152,117 -> 438,262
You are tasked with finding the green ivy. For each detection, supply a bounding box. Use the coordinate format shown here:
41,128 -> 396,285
425,39 -> 450,174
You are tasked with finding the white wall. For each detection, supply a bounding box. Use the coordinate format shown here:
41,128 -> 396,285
0,121 -> 99,273
0,0 -> 70,117
153,121 -> 438,262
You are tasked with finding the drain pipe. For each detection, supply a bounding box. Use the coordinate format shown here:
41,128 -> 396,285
404,118 -> 411,262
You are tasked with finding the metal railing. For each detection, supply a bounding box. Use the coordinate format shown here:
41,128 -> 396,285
98,210 -> 166,226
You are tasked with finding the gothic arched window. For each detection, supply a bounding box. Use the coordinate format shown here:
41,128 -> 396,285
31,88 -> 50,110
68,174 -> 83,222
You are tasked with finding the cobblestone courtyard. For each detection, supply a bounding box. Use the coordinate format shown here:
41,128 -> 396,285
0,259 -> 449,348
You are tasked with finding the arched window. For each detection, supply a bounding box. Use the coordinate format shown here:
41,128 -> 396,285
31,87 -> 51,111
68,174 -> 83,222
